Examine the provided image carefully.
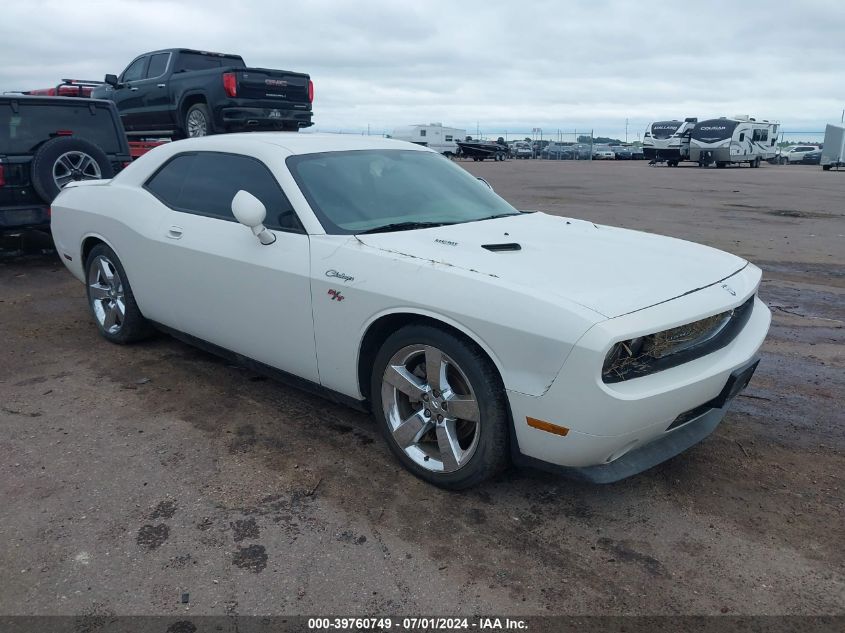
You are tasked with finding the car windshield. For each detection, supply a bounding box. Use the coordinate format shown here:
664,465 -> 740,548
286,149 -> 520,234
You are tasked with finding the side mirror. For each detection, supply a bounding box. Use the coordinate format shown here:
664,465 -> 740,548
104,74 -> 119,87
477,177 -> 493,191
232,190 -> 276,245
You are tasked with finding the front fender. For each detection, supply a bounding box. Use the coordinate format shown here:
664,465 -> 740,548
310,235 -> 602,399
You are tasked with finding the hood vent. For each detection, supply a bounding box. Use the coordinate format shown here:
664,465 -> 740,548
482,242 -> 521,252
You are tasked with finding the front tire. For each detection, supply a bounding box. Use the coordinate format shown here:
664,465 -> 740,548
371,325 -> 509,489
85,244 -> 153,344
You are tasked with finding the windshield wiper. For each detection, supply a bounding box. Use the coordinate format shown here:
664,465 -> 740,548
471,212 -> 522,222
357,221 -> 455,234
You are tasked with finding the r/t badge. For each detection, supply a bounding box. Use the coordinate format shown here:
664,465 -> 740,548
327,289 -> 345,302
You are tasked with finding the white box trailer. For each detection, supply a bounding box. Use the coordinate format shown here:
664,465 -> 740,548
821,124 -> 845,170
390,123 -> 466,155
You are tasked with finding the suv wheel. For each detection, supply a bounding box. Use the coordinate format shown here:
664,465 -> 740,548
31,137 -> 114,204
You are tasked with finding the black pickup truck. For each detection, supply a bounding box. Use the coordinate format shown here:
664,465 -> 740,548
92,48 -> 313,138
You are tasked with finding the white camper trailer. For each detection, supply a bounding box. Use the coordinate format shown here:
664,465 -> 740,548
820,124 -> 845,170
690,116 -> 778,168
390,123 -> 467,156
642,118 -> 698,166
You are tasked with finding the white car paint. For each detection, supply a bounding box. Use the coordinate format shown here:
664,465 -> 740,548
51,132 -> 771,482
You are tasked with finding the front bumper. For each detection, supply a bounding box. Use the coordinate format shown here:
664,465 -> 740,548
507,266 -> 771,480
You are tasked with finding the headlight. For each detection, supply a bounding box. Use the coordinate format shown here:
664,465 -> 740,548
602,296 -> 755,383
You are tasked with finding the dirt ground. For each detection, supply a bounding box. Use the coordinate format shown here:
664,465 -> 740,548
1,160 -> 843,617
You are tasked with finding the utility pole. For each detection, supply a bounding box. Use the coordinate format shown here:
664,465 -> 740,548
625,118 -> 629,144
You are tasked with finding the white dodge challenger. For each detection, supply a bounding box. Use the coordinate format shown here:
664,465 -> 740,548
51,133 -> 771,489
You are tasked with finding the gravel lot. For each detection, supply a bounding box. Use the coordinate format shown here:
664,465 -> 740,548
1,160 -> 842,617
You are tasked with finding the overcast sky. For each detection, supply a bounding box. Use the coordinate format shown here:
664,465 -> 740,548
2,1 -> 843,139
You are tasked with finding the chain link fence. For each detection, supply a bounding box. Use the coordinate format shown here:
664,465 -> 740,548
312,126 -> 646,161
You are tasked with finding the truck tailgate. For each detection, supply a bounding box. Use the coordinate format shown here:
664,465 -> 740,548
234,68 -> 311,103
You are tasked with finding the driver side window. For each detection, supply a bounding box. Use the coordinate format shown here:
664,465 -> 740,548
144,151 -> 305,233
121,57 -> 147,83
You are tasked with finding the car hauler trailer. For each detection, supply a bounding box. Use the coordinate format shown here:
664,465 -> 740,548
690,116 -> 778,167
821,124 -> 845,170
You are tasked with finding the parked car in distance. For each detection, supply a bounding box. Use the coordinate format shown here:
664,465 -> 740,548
592,145 -> 616,160
1,95 -> 131,236
800,149 -> 822,165
779,145 -> 819,164
92,48 -> 313,138
51,133 -> 770,490
511,141 -> 533,159
532,140 -> 550,156
542,142 -> 574,159
610,146 -> 632,160
629,146 -> 645,160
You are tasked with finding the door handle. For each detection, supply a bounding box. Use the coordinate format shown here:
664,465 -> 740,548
157,83 -> 166,88
129,87 -> 139,92
167,226 -> 183,239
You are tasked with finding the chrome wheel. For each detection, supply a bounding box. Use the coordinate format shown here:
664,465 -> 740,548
53,151 -> 102,189
87,255 -> 125,334
381,344 -> 481,473
187,109 -> 208,137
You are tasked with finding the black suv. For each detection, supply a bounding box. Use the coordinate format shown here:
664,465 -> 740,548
1,95 -> 131,235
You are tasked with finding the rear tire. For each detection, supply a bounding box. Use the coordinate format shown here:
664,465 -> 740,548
85,244 -> 154,344
716,162 -> 727,168
371,324 -> 509,490
184,103 -> 213,138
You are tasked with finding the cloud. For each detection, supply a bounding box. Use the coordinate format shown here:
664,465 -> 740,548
1,0 -> 842,137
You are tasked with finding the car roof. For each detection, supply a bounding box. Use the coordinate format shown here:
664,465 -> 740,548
162,132 -> 432,157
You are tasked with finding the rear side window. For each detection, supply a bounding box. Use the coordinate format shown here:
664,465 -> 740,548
146,53 -> 169,78
0,102 -> 124,155
145,152 -> 303,232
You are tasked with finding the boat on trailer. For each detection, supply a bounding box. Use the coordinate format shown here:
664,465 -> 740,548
456,140 -> 509,161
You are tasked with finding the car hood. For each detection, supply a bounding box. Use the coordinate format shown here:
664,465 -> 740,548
356,213 -> 747,318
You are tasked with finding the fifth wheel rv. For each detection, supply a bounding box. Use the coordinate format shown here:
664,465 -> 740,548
643,118 -> 698,166
390,123 -> 467,156
690,116 -> 778,167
